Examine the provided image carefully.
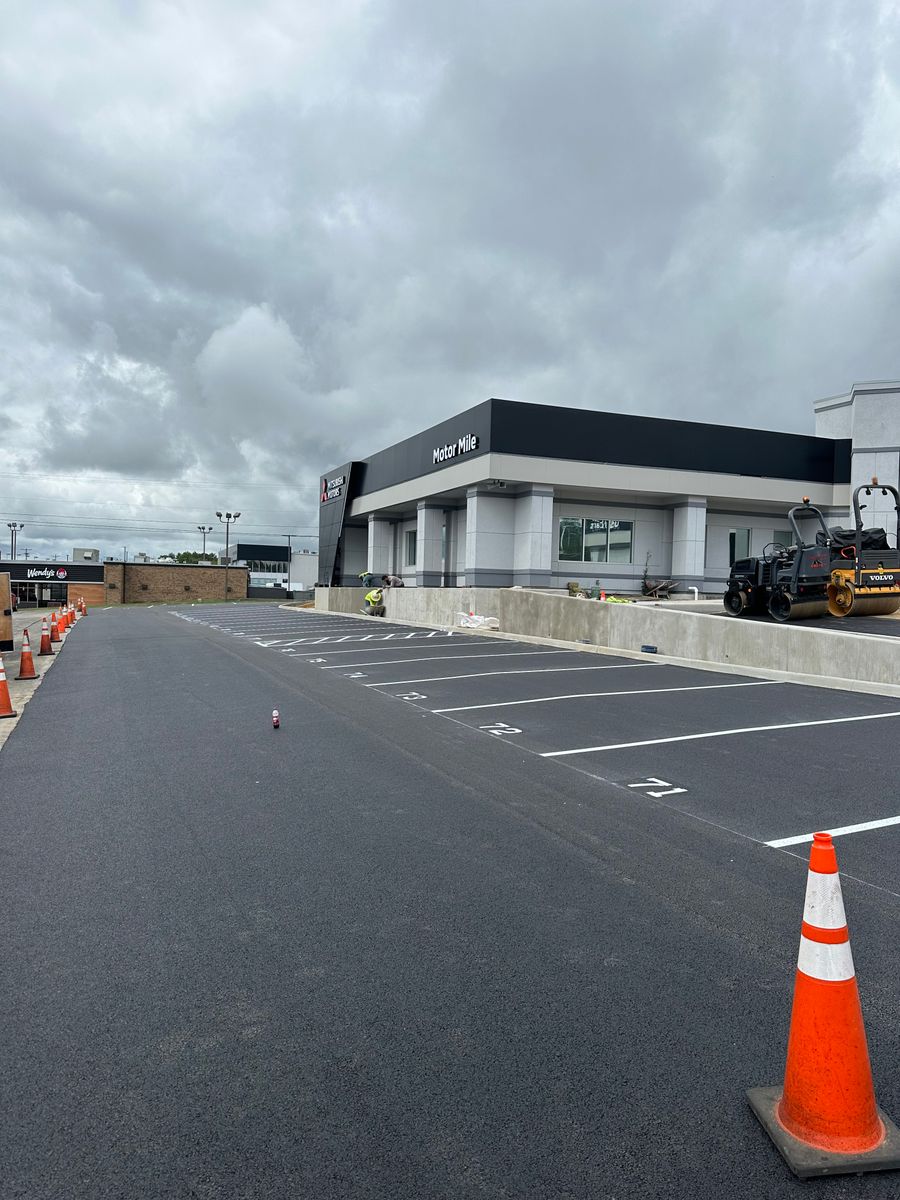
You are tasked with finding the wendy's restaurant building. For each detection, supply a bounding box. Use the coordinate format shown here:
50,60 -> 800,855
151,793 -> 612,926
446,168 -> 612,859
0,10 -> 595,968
318,382 -> 900,595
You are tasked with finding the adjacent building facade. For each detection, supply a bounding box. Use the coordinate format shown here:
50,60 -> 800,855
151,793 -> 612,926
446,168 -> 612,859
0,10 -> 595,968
319,382 -> 900,594
1,560 -> 249,607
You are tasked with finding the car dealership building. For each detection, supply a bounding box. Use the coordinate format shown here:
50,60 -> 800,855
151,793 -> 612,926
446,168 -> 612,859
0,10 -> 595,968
318,381 -> 900,594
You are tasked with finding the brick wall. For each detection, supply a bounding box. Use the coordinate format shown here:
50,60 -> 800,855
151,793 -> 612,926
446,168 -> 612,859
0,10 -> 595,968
102,563 -> 249,605
72,583 -> 107,609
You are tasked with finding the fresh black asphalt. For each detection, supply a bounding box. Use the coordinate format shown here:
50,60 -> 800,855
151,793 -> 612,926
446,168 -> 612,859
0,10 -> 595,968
716,610 -> 900,637
4,603 -> 900,1199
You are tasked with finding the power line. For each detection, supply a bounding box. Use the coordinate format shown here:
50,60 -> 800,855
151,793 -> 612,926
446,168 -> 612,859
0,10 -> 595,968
0,470 -> 322,491
1,511 -> 318,529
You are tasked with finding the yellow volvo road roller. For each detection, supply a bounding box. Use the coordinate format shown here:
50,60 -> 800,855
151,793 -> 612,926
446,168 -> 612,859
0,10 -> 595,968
827,480 -> 900,618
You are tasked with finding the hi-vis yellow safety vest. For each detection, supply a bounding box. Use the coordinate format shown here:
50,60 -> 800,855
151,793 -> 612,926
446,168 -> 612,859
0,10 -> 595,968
365,589 -> 383,605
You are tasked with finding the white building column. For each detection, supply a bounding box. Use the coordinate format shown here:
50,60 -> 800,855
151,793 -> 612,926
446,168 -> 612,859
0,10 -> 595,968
416,503 -> 444,587
513,486 -> 554,586
367,515 -> 394,574
671,497 -> 707,589
465,487 -> 516,586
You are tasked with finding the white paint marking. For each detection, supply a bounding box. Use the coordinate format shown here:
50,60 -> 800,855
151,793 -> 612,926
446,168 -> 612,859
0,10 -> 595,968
541,709 -> 900,758
627,777 -> 687,798
767,813 -> 900,848
324,650 -> 570,670
479,721 -> 522,737
365,663 -> 645,687
432,679 -> 777,714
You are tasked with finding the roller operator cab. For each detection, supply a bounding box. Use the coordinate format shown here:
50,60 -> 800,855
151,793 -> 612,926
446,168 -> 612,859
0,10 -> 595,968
826,481 -> 900,618
723,500 -> 834,623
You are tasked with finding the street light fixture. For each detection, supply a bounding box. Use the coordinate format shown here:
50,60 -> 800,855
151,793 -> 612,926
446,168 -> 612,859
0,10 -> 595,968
216,511 -> 240,599
197,525 -> 213,558
6,522 -> 23,560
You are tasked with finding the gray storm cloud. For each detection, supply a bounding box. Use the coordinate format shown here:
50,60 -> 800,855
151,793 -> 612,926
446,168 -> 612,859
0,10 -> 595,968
1,0 -> 898,556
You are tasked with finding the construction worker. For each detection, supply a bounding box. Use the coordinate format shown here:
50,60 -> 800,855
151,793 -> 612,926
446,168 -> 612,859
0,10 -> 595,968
361,587 -> 385,617
358,570 -> 380,588
381,574 -> 404,588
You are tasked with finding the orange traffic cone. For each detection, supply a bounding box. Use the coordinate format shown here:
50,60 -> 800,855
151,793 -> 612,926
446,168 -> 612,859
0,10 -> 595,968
38,616 -> 54,656
0,657 -> 16,718
50,612 -> 61,642
749,832 -> 900,1177
82,601 -> 88,617
69,603 -> 76,623
15,629 -> 37,680
600,590 -> 607,601
60,607 -> 69,631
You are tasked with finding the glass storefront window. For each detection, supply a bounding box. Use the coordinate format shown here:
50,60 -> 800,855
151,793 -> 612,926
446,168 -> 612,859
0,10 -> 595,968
406,530 -> 417,566
607,521 -> 633,563
558,518 -> 584,561
729,528 -> 751,562
558,518 -> 633,564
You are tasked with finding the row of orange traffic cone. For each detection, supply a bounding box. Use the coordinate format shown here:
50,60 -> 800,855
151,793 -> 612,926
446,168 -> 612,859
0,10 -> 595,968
0,598 -> 88,719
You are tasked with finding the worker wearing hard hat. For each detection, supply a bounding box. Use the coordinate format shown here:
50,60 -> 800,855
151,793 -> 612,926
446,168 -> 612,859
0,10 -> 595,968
361,587 -> 385,617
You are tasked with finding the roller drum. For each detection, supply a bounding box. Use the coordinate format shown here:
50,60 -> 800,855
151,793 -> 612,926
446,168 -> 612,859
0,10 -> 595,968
768,591 -> 829,623
723,586 -> 750,616
827,581 -> 854,618
828,579 -> 900,618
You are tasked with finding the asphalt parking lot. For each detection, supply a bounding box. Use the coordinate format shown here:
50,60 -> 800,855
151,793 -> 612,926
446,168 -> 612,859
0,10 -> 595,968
178,603 -> 900,892
716,609 -> 900,637
6,600 -> 900,1198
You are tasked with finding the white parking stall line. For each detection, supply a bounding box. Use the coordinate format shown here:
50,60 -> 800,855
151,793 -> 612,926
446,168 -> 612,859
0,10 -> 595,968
541,709 -> 900,759
431,679 -> 780,714
322,649 -> 574,670
365,663 -> 648,687
767,815 -> 900,848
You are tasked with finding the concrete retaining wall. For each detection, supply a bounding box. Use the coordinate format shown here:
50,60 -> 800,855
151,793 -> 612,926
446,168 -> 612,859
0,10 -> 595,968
315,587 -> 900,692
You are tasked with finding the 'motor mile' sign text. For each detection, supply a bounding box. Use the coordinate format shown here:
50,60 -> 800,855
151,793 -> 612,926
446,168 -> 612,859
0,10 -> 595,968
433,433 -> 480,465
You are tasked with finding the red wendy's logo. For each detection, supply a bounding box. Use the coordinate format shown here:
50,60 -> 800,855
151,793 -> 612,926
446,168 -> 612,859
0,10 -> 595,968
56,567 -> 67,579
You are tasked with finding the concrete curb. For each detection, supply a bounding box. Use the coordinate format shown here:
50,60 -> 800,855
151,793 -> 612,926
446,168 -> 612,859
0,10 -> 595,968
310,591 -> 900,700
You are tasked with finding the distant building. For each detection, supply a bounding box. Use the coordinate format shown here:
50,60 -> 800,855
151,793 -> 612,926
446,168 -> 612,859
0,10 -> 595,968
233,543 -> 318,593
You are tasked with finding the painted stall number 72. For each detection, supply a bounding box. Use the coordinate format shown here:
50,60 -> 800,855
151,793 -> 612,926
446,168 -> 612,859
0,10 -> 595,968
479,721 -> 523,737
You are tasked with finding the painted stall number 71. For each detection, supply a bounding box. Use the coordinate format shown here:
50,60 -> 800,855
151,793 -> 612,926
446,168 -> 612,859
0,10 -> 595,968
627,777 -> 686,798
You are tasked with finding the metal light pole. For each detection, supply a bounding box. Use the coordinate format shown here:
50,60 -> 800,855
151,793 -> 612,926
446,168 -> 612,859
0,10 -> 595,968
6,522 -> 23,559
216,511 -> 240,600
284,533 -> 297,589
197,525 -> 213,559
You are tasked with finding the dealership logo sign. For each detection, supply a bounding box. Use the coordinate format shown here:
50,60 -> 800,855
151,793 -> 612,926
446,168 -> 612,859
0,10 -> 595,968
27,567 -> 68,580
321,475 -> 346,503
433,433 -> 480,465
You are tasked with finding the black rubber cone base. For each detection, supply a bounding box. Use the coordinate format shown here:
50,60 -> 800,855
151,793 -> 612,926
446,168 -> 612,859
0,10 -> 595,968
748,1086 -> 900,1178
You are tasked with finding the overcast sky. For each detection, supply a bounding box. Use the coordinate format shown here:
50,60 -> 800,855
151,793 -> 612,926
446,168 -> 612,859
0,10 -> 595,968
2,0 -> 899,561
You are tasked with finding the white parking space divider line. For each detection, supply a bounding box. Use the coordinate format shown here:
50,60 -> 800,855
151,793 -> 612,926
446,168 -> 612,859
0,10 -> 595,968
297,638 -> 499,658
365,663 -> 648,687
431,679 -> 780,714
322,650 -> 574,670
541,709 -> 900,758
767,814 -> 900,848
